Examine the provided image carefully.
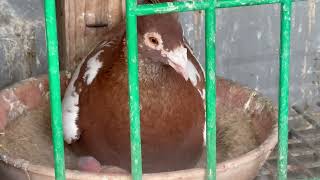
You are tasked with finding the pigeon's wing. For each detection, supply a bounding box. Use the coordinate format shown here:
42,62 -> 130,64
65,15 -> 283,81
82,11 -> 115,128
62,22 -> 126,144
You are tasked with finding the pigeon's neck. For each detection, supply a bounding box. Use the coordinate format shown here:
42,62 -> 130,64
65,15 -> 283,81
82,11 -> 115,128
138,59 -> 169,83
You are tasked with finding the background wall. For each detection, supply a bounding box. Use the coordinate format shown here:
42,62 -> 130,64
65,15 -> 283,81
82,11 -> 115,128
180,0 -> 320,109
0,0 -> 46,88
0,0 -> 319,109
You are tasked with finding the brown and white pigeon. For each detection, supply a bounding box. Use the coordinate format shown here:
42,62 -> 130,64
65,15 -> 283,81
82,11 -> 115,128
62,0 -> 205,173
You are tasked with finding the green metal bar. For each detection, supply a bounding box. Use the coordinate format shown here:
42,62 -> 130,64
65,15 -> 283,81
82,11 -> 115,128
41,0 -> 293,178
127,0 -> 293,180
217,0 -> 280,8
126,0 -> 143,179
135,1 -> 209,16
134,0 -> 282,16
277,0 -> 292,178
43,0 -> 66,179
205,0 -> 217,179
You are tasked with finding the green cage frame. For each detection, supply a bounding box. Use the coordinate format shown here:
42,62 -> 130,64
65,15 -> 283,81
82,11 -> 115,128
43,0 -> 292,179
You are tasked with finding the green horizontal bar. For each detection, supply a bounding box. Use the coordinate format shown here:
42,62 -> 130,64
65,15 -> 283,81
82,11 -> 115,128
217,0 -> 280,8
134,0 -> 281,16
135,1 -> 209,16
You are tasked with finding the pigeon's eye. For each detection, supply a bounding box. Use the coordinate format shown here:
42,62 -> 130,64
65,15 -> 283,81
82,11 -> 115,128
144,32 -> 163,50
149,37 -> 159,46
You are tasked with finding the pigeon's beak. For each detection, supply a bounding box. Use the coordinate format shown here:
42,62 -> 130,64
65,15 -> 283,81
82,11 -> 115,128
165,46 -> 189,80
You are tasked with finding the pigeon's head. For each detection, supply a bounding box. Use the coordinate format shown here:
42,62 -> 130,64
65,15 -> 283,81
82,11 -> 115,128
138,13 -> 190,80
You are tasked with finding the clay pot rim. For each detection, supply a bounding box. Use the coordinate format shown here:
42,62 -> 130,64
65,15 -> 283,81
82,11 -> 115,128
0,74 -> 278,179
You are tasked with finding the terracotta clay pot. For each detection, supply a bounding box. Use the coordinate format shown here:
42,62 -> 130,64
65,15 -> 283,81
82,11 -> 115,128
0,74 -> 277,180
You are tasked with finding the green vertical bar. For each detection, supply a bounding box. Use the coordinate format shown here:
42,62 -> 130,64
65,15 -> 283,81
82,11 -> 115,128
277,0 -> 292,178
43,0 -> 66,180
205,0 -> 217,179
126,0 -> 143,179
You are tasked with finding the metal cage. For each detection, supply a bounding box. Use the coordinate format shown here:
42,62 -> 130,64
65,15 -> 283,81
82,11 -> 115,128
43,0 -> 292,179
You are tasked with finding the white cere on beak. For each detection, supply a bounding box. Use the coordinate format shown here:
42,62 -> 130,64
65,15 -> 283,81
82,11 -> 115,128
165,46 -> 200,86
165,46 -> 189,80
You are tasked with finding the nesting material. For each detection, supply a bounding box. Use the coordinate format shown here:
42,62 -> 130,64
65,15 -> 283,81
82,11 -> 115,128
196,105 -> 258,168
216,106 -> 258,162
0,104 -> 78,170
0,103 -> 257,172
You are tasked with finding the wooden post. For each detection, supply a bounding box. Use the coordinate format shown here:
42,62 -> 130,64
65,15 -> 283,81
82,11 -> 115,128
57,0 -> 125,72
